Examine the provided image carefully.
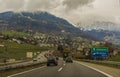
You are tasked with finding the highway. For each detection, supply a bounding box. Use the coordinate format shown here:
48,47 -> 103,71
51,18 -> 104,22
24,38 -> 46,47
8,59 -> 109,77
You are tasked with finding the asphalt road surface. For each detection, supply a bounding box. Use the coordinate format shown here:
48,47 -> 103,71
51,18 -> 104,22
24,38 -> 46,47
8,59 -> 108,77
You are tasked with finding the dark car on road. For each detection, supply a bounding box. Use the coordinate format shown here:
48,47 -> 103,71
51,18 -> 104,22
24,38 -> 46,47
47,56 -> 58,66
55,56 -> 59,60
65,57 -> 73,63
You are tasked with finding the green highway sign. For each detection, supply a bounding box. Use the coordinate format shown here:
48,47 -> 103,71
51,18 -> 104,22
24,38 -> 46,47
91,47 -> 108,57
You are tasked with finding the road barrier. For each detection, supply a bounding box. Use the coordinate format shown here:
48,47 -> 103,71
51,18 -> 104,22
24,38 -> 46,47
78,59 -> 120,68
0,61 -> 46,71
0,51 -> 48,71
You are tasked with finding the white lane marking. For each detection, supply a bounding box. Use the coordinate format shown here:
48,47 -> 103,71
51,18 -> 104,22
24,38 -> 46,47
58,67 -> 63,72
7,66 -> 46,77
75,61 -> 113,77
63,63 -> 66,66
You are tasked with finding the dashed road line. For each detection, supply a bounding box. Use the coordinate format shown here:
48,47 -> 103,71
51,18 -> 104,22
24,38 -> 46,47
63,63 -> 66,66
58,67 -> 63,72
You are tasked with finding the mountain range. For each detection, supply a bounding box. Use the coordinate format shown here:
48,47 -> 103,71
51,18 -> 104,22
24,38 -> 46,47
77,21 -> 120,31
0,11 -> 96,40
81,29 -> 120,44
77,21 -> 120,44
0,11 -> 119,44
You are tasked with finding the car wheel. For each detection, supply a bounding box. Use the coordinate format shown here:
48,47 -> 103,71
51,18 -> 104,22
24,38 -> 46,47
55,63 -> 58,66
47,63 -> 50,66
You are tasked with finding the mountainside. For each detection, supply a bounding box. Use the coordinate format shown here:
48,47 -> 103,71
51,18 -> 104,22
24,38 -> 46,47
84,29 -> 120,44
0,11 -> 74,32
77,21 -> 120,44
77,21 -> 120,31
0,11 -> 96,40
0,11 -> 78,35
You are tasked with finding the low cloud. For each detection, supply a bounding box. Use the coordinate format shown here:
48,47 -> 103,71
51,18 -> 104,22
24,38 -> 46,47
63,0 -> 94,10
26,0 -> 60,11
0,0 -> 24,11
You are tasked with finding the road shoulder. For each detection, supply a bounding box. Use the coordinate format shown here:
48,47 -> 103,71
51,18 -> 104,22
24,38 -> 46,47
76,61 -> 120,77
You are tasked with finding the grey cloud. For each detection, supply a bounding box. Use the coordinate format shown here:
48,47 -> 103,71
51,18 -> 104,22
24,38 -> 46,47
63,0 -> 94,10
0,0 -> 25,11
26,0 -> 59,11
0,0 -> 59,12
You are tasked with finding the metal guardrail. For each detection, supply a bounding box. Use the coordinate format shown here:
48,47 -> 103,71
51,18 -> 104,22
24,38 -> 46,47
0,60 -> 31,66
78,59 -> 120,66
0,61 -> 46,71
0,58 -> 47,71
0,51 -> 48,71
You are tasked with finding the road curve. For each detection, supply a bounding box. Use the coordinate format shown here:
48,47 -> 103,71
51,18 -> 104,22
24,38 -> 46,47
8,59 -> 108,77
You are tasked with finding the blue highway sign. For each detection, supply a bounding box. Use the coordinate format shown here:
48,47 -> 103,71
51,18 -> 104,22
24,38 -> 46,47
91,47 -> 108,58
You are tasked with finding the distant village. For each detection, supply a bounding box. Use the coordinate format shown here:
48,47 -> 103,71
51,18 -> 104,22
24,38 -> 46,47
0,31 -> 120,59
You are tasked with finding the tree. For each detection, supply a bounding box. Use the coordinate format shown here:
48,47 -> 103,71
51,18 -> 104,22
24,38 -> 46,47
57,45 -> 64,53
104,42 -> 114,58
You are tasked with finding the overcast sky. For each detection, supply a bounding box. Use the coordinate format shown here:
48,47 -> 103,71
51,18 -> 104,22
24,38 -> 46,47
0,0 -> 120,30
